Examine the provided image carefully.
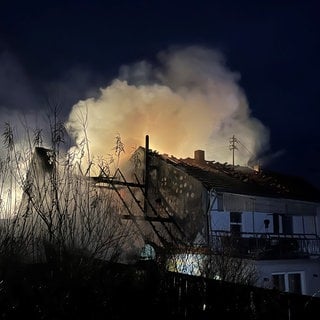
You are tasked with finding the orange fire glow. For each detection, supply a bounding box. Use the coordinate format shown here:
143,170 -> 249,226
65,46 -> 270,173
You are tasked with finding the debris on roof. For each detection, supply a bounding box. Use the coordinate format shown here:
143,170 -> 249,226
155,151 -> 320,202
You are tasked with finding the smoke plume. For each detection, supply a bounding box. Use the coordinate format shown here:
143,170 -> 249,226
65,46 -> 270,171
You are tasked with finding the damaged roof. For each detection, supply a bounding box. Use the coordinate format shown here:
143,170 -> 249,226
155,152 -> 320,203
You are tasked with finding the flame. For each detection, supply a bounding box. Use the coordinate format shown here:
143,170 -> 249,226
65,46 -> 269,172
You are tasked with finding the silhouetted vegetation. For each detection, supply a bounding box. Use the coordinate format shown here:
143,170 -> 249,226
0,257 -> 319,319
1,110 -> 319,319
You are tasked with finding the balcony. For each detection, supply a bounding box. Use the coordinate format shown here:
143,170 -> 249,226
210,231 -> 320,259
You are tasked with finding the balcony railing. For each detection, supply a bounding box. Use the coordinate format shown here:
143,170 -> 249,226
210,230 -> 320,259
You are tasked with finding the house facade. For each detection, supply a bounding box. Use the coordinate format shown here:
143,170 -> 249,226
128,145 -> 320,297
210,190 -> 320,296
14,145 -> 320,296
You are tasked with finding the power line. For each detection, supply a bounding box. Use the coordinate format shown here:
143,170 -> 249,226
229,135 -> 255,167
236,138 -> 255,159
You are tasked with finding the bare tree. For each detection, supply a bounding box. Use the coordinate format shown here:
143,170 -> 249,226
165,236 -> 258,287
0,108 -> 142,275
201,242 -> 259,286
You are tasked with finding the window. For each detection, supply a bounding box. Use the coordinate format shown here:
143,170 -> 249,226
272,274 -> 285,292
230,212 -> 242,238
273,213 -> 279,234
282,215 -> 293,234
230,211 -> 242,223
288,273 -> 302,294
272,272 -> 303,294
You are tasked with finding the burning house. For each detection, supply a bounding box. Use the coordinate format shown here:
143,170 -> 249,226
13,138 -> 320,297
124,137 -> 320,297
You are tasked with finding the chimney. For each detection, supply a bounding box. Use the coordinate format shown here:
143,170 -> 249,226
194,150 -> 205,164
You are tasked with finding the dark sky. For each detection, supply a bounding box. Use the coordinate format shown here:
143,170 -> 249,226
1,0 -> 320,188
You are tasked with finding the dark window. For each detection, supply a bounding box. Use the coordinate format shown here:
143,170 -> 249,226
273,213 -> 279,234
288,273 -> 302,294
272,274 -> 285,291
230,212 -> 242,238
230,211 -> 242,223
272,273 -> 302,294
282,215 -> 293,234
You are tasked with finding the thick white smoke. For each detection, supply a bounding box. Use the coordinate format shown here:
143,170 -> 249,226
65,45 -> 270,172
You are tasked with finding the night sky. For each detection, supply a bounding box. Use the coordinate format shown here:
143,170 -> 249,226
1,0 -> 319,189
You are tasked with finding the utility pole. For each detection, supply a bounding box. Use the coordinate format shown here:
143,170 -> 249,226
229,135 -> 238,168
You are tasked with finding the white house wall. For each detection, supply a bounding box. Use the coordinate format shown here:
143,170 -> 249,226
210,209 -> 317,236
295,215 -> 317,234
210,211 -> 229,231
256,259 -> 320,297
221,193 -> 318,216
210,192 -> 319,236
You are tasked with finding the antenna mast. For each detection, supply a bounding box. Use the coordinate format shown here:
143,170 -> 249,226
229,135 -> 238,168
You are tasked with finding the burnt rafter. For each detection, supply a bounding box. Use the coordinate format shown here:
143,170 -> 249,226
91,176 -> 144,188
91,165 -> 170,222
92,167 -> 173,246
92,166 -> 186,246
90,135 -> 187,247
133,173 -> 186,243
91,169 -> 184,245
98,169 -> 170,247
